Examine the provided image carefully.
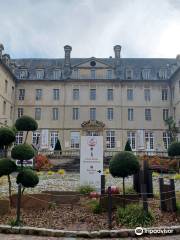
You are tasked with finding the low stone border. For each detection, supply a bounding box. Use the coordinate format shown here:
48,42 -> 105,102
0,225 -> 180,238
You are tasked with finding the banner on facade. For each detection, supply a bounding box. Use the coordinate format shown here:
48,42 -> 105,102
80,136 -> 103,191
41,129 -> 49,149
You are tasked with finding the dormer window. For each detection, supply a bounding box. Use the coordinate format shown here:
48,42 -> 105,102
53,69 -> 61,80
142,69 -> 151,80
36,69 -> 44,79
158,68 -> 167,79
126,68 -> 133,80
19,69 -> 28,79
107,69 -> 112,79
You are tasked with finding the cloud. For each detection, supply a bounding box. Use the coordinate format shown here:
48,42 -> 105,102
0,0 -> 180,58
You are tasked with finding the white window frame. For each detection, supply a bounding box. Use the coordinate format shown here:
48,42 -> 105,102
15,132 -> 23,145
162,88 -> 168,101
90,108 -> 96,121
52,108 -> 59,120
35,108 -> 41,120
107,89 -> 113,101
144,88 -> 151,101
127,131 -> 136,150
163,132 -> 171,150
19,89 -> 25,100
70,131 -> 80,149
72,108 -> 79,120
53,89 -> 60,100
145,132 -> 154,150
35,89 -> 42,101
32,131 -> 41,145
145,108 -> 151,121
107,108 -> 113,121
73,89 -> 79,100
18,108 -> 24,118
106,130 -> 115,149
127,89 -> 133,101
128,108 -> 134,121
50,131 -> 58,149
90,89 -> 96,100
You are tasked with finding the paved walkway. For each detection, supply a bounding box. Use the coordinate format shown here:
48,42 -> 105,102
0,233 -> 180,240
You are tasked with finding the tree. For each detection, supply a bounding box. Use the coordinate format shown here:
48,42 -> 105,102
16,169 -> 39,188
164,116 -> 179,142
168,141 -> 180,157
109,151 -> 140,207
124,140 -> 132,151
54,139 -> 62,154
11,115 -> 38,225
0,158 -> 17,205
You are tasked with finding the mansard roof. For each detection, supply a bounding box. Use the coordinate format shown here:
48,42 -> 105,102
13,57 -> 178,81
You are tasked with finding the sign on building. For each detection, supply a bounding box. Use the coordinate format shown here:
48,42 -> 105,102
80,136 -> 103,191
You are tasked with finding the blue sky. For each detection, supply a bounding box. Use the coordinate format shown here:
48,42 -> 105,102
0,0 -> 180,58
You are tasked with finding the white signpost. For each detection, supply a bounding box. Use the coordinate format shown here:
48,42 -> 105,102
16,159 -> 34,167
80,136 -> 103,191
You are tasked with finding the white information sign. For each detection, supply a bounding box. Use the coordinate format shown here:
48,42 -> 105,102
16,159 -> 34,167
41,129 -> 49,149
80,136 -> 103,191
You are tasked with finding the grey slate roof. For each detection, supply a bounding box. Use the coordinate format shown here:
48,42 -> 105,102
13,57 -> 178,81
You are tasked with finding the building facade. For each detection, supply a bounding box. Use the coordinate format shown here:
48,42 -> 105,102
0,44 -> 180,152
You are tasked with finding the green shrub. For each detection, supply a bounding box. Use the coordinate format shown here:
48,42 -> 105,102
117,204 -> 154,227
176,201 -> 180,216
54,139 -> 62,152
125,187 -> 138,195
15,115 -> 38,131
124,140 -> 132,151
16,169 -> 39,188
11,144 -> 35,161
0,127 -> 16,147
0,158 -> 17,177
168,141 -> 180,157
78,185 -> 96,195
88,200 -> 102,214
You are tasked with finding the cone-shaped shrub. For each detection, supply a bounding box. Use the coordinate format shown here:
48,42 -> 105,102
11,144 -> 35,161
16,169 -> 39,188
54,139 -> 62,151
124,140 -> 132,151
15,115 -> 38,131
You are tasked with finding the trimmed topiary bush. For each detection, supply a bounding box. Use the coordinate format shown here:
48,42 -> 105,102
0,127 -> 16,156
109,151 -> 140,202
16,169 -> 39,188
15,116 -> 38,132
0,158 -> 17,206
124,140 -> 132,151
11,144 -> 35,161
54,139 -> 62,153
168,141 -> 180,157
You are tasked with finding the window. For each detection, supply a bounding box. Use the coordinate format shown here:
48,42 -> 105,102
91,69 -> 96,79
106,131 -> 115,149
19,89 -> 25,100
162,89 -> 168,101
107,69 -> 112,79
145,132 -> 154,150
128,108 -> 134,121
107,89 -> 113,101
163,109 -> 169,121
86,131 -> 99,136
72,108 -> 79,120
159,68 -> 167,79
145,109 -> 151,121
127,131 -> 136,150
73,89 -> 79,100
126,69 -> 133,79
53,89 -> 60,100
107,108 -> 113,120
35,108 -> 41,120
142,69 -> 151,80
32,131 -> 41,145
19,69 -> 28,79
36,69 -> 44,79
3,101 -> 6,115
172,87 -> 175,99
5,80 -> 8,93
11,86 -> 14,99
53,69 -> 61,79
15,132 -> 23,145
90,89 -> 96,100
127,89 -> 133,101
90,108 -> 96,120
50,131 -> 58,148
144,89 -> 151,101
163,132 -> 171,149
18,108 -> 24,118
52,108 -> 59,120
10,106 -> 13,120
71,131 -> 80,149
36,89 -> 42,100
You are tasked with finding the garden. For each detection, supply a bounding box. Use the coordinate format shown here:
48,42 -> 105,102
0,115 -> 180,231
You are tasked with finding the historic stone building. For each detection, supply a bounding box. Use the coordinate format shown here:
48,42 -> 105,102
0,43 -> 179,152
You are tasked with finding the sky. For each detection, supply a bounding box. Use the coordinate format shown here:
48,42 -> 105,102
0,0 -> 180,59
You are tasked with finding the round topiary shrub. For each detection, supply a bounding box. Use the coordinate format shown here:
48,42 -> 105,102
0,127 -> 16,147
11,144 -> 35,161
109,151 -> 140,178
0,158 -> 17,177
168,141 -> 180,157
16,169 -> 39,188
15,115 -> 38,131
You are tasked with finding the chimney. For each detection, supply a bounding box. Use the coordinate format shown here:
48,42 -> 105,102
0,43 -> 4,59
64,45 -> 72,65
114,45 -> 121,59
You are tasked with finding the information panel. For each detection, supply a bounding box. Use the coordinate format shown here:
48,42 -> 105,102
80,136 -> 103,191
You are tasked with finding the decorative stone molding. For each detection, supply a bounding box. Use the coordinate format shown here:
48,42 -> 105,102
81,120 -> 105,131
